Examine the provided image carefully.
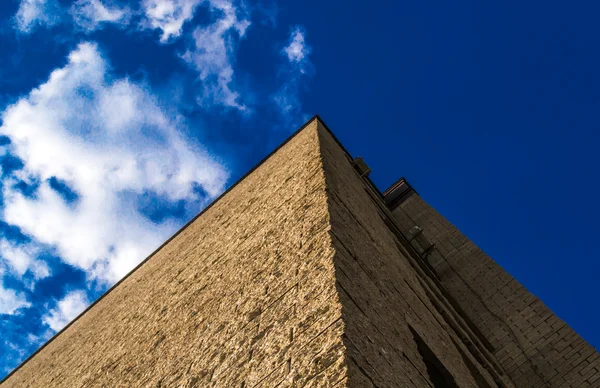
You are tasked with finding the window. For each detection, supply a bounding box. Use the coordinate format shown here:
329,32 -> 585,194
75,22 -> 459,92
410,326 -> 458,388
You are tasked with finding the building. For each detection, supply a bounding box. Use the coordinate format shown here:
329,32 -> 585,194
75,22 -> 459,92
2,116 -> 598,387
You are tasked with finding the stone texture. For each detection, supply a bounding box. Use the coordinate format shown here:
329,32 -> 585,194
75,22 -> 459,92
317,123 -> 512,388
390,185 -> 600,387
3,119 -> 347,387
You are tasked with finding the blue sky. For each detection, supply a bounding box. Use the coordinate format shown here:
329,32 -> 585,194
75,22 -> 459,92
0,0 -> 599,378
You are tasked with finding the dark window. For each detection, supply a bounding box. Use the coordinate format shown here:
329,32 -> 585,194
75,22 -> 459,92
410,327 -> 457,388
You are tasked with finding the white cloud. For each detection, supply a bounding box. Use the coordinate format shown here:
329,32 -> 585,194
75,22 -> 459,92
14,0 -> 60,33
0,239 -> 50,280
284,28 -> 310,64
141,0 -> 202,42
272,26 -> 314,124
141,0 -> 250,109
0,42 -> 228,284
181,0 -> 250,110
0,291 -> 30,315
42,290 -> 88,332
0,271 -> 30,315
71,0 -> 131,31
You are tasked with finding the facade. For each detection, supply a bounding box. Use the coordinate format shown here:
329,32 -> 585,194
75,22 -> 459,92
2,116 -> 598,387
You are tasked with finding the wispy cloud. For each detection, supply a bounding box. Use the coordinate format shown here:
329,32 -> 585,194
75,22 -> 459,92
15,0 -> 129,33
141,0 -> 202,42
41,290 -> 89,332
70,0 -> 131,32
0,239 -> 49,281
14,0 -> 61,33
284,27 -> 310,64
0,269 -> 30,315
272,26 -> 314,126
181,0 -> 251,110
0,42 -> 228,285
13,0 -> 251,111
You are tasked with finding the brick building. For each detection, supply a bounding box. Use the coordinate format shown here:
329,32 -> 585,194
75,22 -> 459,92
2,116 -> 598,387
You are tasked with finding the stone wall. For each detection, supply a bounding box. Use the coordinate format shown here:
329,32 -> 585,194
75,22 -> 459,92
391,190 -> 600,387
318,123 -> 512,387
3,119 -> 348,387
7,117 -> 594,387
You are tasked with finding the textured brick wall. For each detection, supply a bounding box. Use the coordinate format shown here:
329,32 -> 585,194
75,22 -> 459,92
317,123 -> 513,387
9,117 -> 578,388
392,192 -> 600,387
3,120 -> 348,387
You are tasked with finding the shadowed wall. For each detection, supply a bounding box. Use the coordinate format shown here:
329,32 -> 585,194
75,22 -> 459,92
388,182 -> 600,387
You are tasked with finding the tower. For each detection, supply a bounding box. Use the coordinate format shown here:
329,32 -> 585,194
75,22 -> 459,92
2,117 -> 598,387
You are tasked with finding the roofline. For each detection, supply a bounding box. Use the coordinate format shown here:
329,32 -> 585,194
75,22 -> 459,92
3,114 -> 353,383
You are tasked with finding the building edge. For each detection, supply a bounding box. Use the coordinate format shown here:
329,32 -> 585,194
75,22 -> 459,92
1,114 -> 344,384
